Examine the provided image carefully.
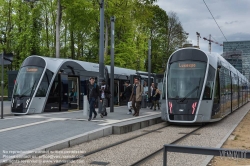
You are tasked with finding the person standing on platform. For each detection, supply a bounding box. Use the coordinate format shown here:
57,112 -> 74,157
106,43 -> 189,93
150,82 -> 155,109
121,81 -> 132,114
87,77 -> 100,121
69,88 -> 75,108
99,79 -> 110,117
129,77 -> 144,116
152,86 -> 161,110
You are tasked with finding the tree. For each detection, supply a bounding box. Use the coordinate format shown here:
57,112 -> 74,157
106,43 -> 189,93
0,0 -> 188,74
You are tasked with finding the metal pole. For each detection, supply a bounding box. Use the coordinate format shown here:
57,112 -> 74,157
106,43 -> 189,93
148,39 -> 151,101
56,0 -> 61,58
1,52 -> 4,119
163,146 -> 167,166
98,0 -> 105,114
110,16 -> 115,113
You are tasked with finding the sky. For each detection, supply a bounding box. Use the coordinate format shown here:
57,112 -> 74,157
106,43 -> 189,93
156,0 -> 250,54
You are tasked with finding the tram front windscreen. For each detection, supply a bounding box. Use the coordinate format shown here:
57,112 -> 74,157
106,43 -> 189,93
13,66 -> 44,98
167,61 -> 207,100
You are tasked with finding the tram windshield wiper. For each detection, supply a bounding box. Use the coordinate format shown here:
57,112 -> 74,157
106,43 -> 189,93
29,80 -> 37,96
18,80 -> 37,99
179,86 -> 199,102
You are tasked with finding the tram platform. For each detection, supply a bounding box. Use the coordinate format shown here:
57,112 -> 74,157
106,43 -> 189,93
0,102 -> 165,164
1,101 -> 12,116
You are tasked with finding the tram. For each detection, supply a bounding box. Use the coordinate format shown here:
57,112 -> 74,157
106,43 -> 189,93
162,48 -> 249,123
11,56 -> 155,115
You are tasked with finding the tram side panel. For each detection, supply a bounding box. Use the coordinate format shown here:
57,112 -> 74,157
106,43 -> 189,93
231,73 -> 238,112
196,65 -> 216,122
210,69 -> 221,120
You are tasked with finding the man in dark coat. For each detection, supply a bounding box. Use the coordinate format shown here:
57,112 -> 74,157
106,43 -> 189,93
121,81 -> 132,114
87,77 -> 100,121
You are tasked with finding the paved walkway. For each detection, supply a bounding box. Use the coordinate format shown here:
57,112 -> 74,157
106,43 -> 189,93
0,101 -> 11,116
0,103 -> 165,162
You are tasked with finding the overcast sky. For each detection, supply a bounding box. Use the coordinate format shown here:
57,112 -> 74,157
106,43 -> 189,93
156,0 -> 250,54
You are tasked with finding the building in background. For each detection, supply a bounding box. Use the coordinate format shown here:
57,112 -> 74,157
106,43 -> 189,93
222,50 -> 243,73
223,41 -> 250,80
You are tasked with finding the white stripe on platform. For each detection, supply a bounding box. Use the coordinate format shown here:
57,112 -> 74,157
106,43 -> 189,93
99,112 -> 161,126
0,119 -> 63,133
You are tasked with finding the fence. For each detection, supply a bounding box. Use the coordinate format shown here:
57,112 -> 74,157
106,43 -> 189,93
163,144 -> 250,166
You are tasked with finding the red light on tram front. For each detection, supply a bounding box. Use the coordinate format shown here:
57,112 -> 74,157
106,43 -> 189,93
168,102 -> 173,114
192,102 -> 197,114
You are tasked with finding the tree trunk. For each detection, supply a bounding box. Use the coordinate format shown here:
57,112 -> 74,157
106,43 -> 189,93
56,0 -> 62,58
45,4 -> 49,51
70,30 -> 75,59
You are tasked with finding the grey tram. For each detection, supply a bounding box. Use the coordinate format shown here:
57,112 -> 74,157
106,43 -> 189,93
162,48 -> 249,123
11,56 -> 154,115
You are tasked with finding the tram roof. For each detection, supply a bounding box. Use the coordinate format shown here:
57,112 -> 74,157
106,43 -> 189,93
27,55 -> 153,77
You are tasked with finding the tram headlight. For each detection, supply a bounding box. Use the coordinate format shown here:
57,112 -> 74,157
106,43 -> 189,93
25,98 -> 30,108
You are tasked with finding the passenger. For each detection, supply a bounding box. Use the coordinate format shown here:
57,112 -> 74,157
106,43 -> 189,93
152,86 -> 161,110
99,80 -> 111,117
87,77 -> 100,121
129,77 -> 144,116
143,81 -> 148,95
121,81 -> 132,114
149,82 -> 155,109
69,88 -> 74,108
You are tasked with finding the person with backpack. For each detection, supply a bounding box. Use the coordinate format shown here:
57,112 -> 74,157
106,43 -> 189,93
99,79 -> 111,117
121,81 -> 132,114
129,77 -> 144,116
87,77 -> 100,121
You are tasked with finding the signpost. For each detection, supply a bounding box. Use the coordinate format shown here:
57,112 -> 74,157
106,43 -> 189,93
0,53 -> 13,119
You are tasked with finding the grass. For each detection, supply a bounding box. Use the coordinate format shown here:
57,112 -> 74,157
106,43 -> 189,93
234,135 -> 239,140
0,88 -> 9,101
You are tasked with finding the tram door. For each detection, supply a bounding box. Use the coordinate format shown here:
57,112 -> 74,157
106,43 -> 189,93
68,76 -> 79,110
114,80 -> 119,106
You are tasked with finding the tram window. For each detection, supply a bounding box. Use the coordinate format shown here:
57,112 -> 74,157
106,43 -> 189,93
203,65 -> 215,100
35,69 -> 54,97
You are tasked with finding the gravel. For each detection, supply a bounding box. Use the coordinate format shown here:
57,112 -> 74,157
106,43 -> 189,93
63,125 -> 198,166
140,103 -> 250,166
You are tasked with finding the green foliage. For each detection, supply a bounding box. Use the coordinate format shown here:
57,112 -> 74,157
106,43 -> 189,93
0,0 -> 188,73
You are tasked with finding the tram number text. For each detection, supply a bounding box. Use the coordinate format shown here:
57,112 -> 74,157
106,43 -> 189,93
27,68 -> 38,72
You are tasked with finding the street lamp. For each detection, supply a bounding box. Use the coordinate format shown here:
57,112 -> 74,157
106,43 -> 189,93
0,53 -> 13,119
97,0 -> 105,114
97,0 -> 105,85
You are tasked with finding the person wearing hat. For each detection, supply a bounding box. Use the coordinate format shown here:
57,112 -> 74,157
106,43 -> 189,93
121,81 -> 132,114
99,79 -> 111,117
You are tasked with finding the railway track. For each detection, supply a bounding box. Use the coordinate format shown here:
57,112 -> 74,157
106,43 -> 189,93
50,123 -> 170,166
47,123 -> 207,166
130,124 -> 206,166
